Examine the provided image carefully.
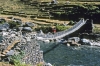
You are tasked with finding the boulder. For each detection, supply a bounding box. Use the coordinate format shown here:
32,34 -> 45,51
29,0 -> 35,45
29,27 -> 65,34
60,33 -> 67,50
6,50 -> 14,56
22,27 -> 32,32
43,40 -> 50,43
68,37 -> 80,43
67,37 -> 81,46
2,23 -> 9,29
0,23 -> 9,31
25,22 -> 35,27
12,18 -> 22,24
81,39 -> 92,45
0,27 -> 7,31
51,0 -> 58,4
12,18 -> 21,21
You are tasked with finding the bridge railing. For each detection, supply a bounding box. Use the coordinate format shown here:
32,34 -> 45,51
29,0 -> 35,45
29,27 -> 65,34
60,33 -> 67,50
55,19 -> 87,39
53,19 -> 85,38
36,19 -> 87,40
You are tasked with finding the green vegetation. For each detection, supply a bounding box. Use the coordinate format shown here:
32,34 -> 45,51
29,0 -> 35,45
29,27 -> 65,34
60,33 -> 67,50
10,51 -> 24,61
93,24 -> 100,33
68,20 -> 75,25
37,62 -> 43,66
35,25 -> 72,33
0,19 -> 6,24
56,25 -> 71,31
35,26 -> 52,33
8,21 -> 21,29
10,51 -> 31,66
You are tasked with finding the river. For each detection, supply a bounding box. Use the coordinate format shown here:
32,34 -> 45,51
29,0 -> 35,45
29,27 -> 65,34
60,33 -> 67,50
38,41 -> 100,66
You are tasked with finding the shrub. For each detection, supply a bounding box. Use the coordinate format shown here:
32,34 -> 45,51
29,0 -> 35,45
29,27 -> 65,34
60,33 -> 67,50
8,21 -> 21,28
68,20 -> 75,25
9,51 -> 30,66
35,26 -> 52,33
56,25 -> 68,31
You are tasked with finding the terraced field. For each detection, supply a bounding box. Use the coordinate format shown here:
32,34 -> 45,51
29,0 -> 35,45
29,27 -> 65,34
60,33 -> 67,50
0,14 -> 69,26
0,0 -> 100,30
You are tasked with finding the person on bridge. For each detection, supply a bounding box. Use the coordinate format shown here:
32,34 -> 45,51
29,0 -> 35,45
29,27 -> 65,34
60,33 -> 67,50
52,28 -> 56,34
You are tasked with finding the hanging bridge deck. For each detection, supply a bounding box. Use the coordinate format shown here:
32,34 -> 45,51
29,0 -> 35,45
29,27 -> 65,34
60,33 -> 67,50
36,19 -> 88,40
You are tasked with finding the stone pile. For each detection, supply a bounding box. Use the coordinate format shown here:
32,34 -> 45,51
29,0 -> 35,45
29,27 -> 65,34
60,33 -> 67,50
0,31 -> 52,66
21,39 -> 44,65
0,31 -> 21,56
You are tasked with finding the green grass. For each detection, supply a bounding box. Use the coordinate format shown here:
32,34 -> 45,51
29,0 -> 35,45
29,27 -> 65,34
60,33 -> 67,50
93,24 -> 100,33
0,0 -> 38,14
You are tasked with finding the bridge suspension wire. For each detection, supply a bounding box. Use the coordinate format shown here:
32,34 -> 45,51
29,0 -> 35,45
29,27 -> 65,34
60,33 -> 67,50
36,19 -> 87,40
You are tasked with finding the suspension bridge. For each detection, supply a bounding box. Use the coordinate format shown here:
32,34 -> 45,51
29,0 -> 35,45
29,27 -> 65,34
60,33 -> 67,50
36,19 -> 88,40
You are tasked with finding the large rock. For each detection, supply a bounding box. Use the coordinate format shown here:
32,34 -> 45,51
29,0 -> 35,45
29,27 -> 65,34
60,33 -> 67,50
67,37 -> 81,46
12,18 -> 22,24
68,37 -> 80,43
81,39 -> 92,45
22,27 -> 32,32
0,27 -> 7,31
0,23 -> 9,31
25,22 -> 35,27
6,50 -> 14,56
2,23 -> 9,29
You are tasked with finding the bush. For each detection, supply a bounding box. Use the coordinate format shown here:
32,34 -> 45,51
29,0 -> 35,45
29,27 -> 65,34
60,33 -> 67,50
56,25 -> 68,31
68,20 -> 75,25
0,19 -> 6,24
8,21 -> 20,28
9,51 -> 30,66
35,26 -> 52,33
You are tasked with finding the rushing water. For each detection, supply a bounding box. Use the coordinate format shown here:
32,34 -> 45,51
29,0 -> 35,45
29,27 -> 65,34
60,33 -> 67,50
38,41 -> 100,66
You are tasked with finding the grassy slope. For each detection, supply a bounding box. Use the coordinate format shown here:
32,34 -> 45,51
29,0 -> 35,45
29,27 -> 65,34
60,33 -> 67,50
0,0 -> 23,11
0,0 -> 38,14
0,0 -> 100,14
0,0 -> 100,30
0,0 -> 99,31
93,24 -> 100,33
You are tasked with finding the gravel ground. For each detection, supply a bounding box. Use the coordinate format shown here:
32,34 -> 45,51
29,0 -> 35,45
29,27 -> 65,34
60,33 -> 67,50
21,39 -> 44,65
